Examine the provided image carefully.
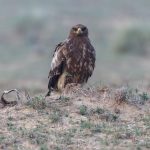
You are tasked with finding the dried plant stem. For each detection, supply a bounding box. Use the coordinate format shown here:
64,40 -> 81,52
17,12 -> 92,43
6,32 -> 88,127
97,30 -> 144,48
0,89 -> 20,107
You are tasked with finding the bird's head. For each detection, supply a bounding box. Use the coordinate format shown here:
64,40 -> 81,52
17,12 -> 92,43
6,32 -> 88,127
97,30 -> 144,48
69,24 -> 88,38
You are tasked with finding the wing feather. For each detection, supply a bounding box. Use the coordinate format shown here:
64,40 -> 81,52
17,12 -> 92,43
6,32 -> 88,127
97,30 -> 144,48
48,40 -> 68,91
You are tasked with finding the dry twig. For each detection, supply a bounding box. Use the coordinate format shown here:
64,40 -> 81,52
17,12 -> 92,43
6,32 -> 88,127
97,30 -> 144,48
0,89 -> 20,107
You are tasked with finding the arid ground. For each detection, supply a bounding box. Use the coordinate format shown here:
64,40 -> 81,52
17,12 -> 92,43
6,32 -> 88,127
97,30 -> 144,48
0,86 -> 150,150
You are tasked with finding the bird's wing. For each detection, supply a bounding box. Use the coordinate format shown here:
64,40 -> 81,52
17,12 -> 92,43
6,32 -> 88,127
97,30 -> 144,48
48,41 -> 66,78
47,39 -> 70,92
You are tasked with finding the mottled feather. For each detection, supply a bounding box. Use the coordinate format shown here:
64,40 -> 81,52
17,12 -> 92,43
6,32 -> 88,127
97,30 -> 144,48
46,24 -> 95,96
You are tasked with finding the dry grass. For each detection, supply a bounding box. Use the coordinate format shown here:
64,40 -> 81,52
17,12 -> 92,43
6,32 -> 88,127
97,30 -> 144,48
0,86 -> 150,150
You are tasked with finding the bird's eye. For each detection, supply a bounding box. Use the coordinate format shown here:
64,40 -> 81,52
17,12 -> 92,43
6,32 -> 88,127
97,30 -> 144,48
72,27 -> 77,31
82,27 -> 86,31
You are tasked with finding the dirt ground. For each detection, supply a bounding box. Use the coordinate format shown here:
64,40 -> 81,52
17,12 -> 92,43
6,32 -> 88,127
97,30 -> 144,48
0,86 -> 149,150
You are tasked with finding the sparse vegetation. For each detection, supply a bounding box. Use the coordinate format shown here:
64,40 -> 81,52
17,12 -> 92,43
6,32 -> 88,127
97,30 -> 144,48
114,26 -> 150,55
80,120 -> 92,129
58,96 -> 70,102
94,107 -> 105,114
79,105 -> 88,116
91,124 -> 102,133
26,95 -> 46,110
113,87 -> 150,106
40,144 -> 49,150
139,92 -> 149,102
0,86 -> 150,149
50,110 -> 61,123
28,127 -> 49,145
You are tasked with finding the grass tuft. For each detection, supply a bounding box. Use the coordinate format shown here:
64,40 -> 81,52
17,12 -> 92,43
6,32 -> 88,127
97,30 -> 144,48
79,105 -> 88,116
80,120 -> 92,129
50,111 -> 61,123
26,95 -> 46,109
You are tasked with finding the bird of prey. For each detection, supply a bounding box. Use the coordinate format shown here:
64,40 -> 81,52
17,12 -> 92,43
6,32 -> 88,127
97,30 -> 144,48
46,24 -> 96,96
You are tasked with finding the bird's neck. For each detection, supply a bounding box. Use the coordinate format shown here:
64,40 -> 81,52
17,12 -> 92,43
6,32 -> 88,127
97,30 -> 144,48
68,35 -> 89,41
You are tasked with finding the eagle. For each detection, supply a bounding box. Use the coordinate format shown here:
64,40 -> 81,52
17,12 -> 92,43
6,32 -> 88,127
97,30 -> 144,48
46,24 -> 96,96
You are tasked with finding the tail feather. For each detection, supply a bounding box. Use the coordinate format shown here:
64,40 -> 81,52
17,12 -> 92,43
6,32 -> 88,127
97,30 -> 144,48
46,75 -> 59,97
48,75 -> 59,90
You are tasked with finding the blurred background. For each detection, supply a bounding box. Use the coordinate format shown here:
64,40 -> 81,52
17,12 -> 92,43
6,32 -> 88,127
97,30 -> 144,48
0,0 -> 150,94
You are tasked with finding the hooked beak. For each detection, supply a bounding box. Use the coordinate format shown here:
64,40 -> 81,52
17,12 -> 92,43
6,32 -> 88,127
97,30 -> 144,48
76,28 -> 83,35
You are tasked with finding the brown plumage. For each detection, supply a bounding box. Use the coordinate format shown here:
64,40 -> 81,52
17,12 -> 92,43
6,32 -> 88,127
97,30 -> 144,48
46,24 -> 96,96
